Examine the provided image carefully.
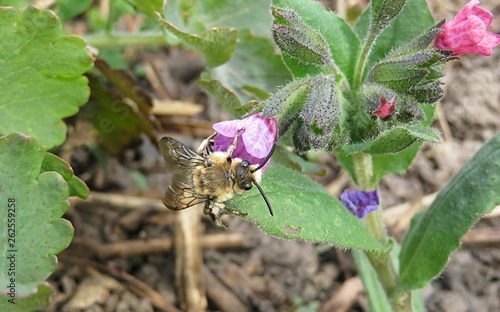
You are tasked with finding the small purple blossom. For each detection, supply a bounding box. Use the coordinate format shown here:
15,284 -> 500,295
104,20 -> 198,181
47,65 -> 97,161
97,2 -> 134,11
340,189 -> 379,219
212,113 -> 278,172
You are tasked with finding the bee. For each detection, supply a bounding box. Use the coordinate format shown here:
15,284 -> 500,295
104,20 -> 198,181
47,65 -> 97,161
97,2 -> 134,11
159,131 -> 275,224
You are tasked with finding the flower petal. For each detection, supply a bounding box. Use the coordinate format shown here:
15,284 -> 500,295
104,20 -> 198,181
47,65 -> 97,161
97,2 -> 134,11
340,189 -> 379,219
212,113 -> 278,172
434,1 -> 500,56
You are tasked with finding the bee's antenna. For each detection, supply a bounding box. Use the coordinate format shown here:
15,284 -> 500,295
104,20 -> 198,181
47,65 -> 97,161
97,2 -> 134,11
251,143 -> 277,173
253,179 -> 273,216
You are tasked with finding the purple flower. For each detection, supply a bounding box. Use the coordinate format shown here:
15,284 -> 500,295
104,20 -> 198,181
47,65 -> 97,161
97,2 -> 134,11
212,113 -> 278,172
340,189 -> 379,219
434,0 -> 500,56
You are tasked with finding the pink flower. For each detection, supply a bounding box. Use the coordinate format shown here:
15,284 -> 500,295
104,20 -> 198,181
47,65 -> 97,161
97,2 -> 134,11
373,97 -> 395,120
434,0 -> 500,56
212,113 -> 278,172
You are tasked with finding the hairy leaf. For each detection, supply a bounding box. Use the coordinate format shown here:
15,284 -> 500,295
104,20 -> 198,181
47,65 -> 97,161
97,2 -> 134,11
338,125 -> 440,155
399,132 -> 500,291
229,164 -> 385,251
158,16 -> 237,68
273,0 -> 361,81
211,30 -> 291,104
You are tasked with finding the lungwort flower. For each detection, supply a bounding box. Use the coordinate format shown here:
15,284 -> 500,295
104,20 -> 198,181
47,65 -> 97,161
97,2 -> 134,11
340,190 -> 379,219
373,96 -> 396,120
434,0 -> 500,56
212,113 -> 278,172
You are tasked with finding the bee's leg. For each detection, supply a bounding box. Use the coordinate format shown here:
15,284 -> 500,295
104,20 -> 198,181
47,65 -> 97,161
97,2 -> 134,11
226,128 -> 245,158
204,201 -> 247,227
203,201 -> 218,223
204,201 -> 227,227
197,132 -> 218,155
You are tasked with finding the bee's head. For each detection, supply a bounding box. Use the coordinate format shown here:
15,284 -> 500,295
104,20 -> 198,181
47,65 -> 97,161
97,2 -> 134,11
231,143 -> 276,216
234,160 -> 254,190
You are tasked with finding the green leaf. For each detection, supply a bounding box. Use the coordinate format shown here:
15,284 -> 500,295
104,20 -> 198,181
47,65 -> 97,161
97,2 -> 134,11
398,131 -> 500,291
353,250 -> 392,312
338,142 -> 421,185
0,0 -> 31,9
273,0 -> 361,81
370,0 -> 406,34
339,125 -> 440,155
0,6 -> 94,148
210,30 -> 291,104
228,164 -> 385,251
85,74 -> 155,156
130,0 -> 164,18
272,6 -> 333,67
366,0 -> 434,73
0,133 -> 74,303
197,77 -> 243,117
188,0 -> 273,38
0,284 -> 52,312
337,103 -> 436,184
158,16 -> 237,67
41,153 -> 89,199
56,0 -> 93,21
163,0 -> 272,37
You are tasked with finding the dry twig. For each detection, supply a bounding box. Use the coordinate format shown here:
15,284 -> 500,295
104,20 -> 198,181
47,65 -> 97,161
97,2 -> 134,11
320,276 -> 363,312
59,256 -> 181,312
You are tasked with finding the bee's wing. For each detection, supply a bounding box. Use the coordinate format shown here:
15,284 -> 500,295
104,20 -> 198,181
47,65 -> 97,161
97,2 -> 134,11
163,176 -> 209,210
159,136 -> 209,210
159,136 -> 205,174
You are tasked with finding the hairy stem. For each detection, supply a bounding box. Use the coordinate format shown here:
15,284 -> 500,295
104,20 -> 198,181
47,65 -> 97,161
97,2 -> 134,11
352,153 -> 411,311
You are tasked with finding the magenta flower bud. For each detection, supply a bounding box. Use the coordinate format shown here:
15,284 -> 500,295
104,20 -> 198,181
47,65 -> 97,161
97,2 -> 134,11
340,190 -> 379,219
212,113 -> 278,172
434,0 -> 500,56
373,97 -> 396,120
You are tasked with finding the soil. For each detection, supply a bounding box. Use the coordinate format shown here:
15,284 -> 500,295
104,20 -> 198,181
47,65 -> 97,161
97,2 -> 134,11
47,2 -> 500,311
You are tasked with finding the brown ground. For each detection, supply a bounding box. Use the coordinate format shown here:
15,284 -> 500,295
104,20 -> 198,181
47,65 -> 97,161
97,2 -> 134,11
47,1 -> 500,311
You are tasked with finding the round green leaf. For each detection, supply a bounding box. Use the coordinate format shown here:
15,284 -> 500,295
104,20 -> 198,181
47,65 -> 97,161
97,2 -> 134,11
0,6 -> 93,148
0,133 -> 74,303
0,284 -> 52,312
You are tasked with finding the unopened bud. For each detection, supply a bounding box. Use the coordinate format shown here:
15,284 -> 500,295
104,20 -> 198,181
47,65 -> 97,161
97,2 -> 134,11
301,76 -> 338,130
272,6 -> 332,66
261,78 -> 312,136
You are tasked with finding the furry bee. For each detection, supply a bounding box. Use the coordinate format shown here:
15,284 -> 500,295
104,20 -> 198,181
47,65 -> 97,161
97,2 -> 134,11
159,132 -> 275,223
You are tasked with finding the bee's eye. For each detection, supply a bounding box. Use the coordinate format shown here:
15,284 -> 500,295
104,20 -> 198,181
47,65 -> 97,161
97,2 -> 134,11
241,160 -> 249,168
243,183 -> 252,190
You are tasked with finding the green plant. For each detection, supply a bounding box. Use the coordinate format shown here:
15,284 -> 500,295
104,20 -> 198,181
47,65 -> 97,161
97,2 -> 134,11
1,0 -> 499,311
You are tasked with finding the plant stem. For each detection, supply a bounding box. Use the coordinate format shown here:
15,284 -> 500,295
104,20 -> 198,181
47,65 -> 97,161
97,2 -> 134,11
84,32 -> 168,49
352,153 -> 411,311
352,29 -> 376,92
